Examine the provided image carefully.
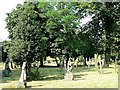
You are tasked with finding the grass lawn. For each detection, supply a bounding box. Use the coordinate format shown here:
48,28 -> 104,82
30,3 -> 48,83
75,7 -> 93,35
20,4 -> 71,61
0,63 -> 118,88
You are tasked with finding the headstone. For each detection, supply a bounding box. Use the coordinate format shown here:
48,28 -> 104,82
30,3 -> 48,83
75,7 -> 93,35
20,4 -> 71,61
3,59 -> 11,77
67,60 -> 74,74
17,62 -> 27,88
16,82 -> 26,88
88,58 -> 91,68
64,60 -> 74,80
64,73 -> 74,80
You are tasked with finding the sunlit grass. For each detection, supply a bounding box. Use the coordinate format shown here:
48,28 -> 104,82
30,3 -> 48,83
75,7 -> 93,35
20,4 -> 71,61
0,63 -> 118,88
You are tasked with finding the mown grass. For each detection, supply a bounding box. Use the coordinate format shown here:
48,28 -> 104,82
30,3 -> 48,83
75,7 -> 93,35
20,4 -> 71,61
0,63 -> 118,88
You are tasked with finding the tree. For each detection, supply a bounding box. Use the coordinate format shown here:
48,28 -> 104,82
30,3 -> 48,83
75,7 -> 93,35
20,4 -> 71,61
45,2 -> 94,79
5,2 -> 49,86
82,2 -> 120,66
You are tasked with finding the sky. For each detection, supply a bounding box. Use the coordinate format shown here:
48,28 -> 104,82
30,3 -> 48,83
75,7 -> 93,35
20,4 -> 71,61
0,0 -> 91,42
0,0 -> 23,42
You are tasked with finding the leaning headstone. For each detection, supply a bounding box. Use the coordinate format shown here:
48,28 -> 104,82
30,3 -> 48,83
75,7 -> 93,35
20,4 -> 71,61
16,62 -> 27,88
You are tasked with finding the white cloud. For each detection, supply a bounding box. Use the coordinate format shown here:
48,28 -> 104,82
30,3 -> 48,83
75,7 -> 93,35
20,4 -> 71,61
0,0 -> 23,41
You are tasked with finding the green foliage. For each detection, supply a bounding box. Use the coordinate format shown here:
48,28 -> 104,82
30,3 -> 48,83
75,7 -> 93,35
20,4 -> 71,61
30,68 -> 40,81
82,2 -> 120,60
5,2 -> 48,63
5,2 -> 120,67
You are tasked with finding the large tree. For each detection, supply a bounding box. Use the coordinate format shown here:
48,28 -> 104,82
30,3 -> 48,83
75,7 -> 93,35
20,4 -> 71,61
45,2 -> 93,79
5,2 -> 49,85
82,2 -> 120,66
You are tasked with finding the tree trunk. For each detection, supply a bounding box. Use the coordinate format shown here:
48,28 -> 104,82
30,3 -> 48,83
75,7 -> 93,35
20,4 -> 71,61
20,63 -> 23,69
26,62 -> 31,81
64,55 -> 69,73
58,55 -> 64,70
39,57 -> 43,66
55,57 -> 60,67
105,47 -> 110,66
104,17 -> 111,67
10,61 -> 14,69
83,57 -> 87,67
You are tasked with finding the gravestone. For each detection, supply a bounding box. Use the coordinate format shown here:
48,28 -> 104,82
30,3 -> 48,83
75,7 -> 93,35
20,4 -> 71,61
88,58 -> 91,69
16,62 -> 27,88
3,59 -> 11,77
16,82 -> 26,88
64,73 -> 74,80
64,60 -> 74,80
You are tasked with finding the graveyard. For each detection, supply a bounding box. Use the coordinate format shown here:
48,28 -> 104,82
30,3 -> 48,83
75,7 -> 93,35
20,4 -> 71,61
0,1 -> 119,89
0,59 -> 118,88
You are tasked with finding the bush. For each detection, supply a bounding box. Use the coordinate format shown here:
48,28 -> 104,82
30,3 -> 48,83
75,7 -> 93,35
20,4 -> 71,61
30,67 -> 40,81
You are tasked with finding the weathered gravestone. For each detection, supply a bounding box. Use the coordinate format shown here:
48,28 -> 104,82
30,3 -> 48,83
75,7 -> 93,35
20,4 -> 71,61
16,62 -> 27,88
3,59 -> 11,77
88,58 -> 91,69
64,60 -> 74,80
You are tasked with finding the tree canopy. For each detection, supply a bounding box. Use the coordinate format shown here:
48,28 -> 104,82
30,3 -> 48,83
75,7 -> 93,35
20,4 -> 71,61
4,2 -> 120,76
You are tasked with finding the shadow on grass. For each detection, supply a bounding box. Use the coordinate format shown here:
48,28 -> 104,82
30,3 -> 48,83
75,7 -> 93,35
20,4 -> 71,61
29,84 -> 43,88
35,66 -> 96,81
73,73 -> 87,81
39,75 -> 64,81
37,68 -> 64,81
104,66 -> 115,68
2,67 -> 64,83
103,72 -> 112,74
2,65 -> 114,83
73,66 -> 96,73
2,69 -> 21,83
38,66 -> 91,81
74,74 -> 87,78
26,86 -> 32,88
